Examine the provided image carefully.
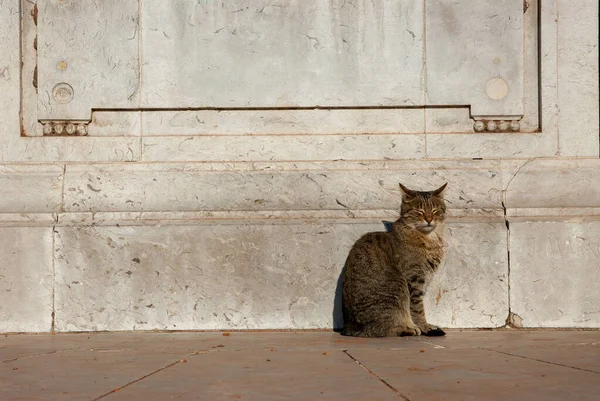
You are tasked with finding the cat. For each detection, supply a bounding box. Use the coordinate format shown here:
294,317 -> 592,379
341,182 -> 448,337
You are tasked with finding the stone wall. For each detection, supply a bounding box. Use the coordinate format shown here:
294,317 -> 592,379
0,0 -> 598,332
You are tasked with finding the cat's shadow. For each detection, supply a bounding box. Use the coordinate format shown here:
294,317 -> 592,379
332,220 -> 394,332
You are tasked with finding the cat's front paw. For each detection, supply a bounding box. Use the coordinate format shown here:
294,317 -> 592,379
395,324 -> 422,337
420,324 -> 446,336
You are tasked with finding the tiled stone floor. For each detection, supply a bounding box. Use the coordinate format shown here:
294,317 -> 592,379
1,330 -> 599,400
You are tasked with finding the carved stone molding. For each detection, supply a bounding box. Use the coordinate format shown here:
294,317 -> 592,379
42,122 -> 88,136
473,120 -> 521,133
20,0 -> 538,137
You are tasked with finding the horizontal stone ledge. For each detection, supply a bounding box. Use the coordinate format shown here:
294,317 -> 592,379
141,134 -> 426,162
64,159 -> 500,172
9,207 -> 600,226
63,160 -> 501,212
0,137 -> 140,163
141,109 -> 428,136
506,208 -> 600,222
0,164 -> 64,213
0,209 -> 504,227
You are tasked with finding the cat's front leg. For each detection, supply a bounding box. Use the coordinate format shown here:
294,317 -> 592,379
409,282 -> 446,336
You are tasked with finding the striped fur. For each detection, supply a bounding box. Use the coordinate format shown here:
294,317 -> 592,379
341,183 -> 447,337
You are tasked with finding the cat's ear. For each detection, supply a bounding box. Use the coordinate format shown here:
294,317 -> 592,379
399,183 -> 418,199
432,183 -> 448,197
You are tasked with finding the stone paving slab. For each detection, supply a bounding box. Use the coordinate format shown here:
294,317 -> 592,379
348,347 -> 600,401
0,331 -> 598,400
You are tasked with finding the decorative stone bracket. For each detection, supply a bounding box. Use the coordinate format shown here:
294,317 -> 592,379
474,120 -> 521,133
42,122 -> 88,136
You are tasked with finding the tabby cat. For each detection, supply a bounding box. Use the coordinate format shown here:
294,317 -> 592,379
341,182 -> 448,337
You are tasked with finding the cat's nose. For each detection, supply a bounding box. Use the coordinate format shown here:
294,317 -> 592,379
425,216 -> 433,224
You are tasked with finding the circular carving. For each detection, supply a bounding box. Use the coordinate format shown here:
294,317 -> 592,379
485,77 -> 509,100
65,123 -> 76,135
54,123 -> 64,135
42,123 -> 53,135
486,120 -> 497,132
473,121 -> 486,132
498,120 -> 510,131
77,124 -> 88,136
510,121 -> 520,132
52,83 -> 74,104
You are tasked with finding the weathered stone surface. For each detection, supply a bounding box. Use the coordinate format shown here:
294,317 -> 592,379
0,213 -> 57,228
557,0 -> 599,157
520,0 -> 540,132
539,0 -> 559,136
425,108 -> 473,134
426,1 -> 560,159
0,227 -> 53,332
88,112 -> 141,137
0,137 -> 140,163
37,0 -> 140,120
503,159 -> 600,209
142,134 -> 425,162
426,132 -> 557,159
425,222 -> 508,328
0,165 -> 63,213
54,221 -> 508,331
54,223 -> 364,331
0,0 -> 20,145
142,109 -> 425,136
62,161 -> 502,213
426,0 -> 523,117
510,222 -> 600,327
19,0 -> 39,137
141,0 -> 425,108
0,0 -> 598,334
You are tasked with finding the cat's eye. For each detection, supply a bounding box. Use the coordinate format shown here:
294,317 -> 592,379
432,208 -> 441,215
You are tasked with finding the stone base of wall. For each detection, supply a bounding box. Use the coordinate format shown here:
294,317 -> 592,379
2,159 -> 599,332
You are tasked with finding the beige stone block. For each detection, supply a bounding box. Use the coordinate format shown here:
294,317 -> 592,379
503,159 -> 600,209
0,137 -> 140,163
539,0 -> 559,136
426,132 -> 557,159
0,165 -> 64,213
426,0 -> 523,117
141,0 -> 424,108
141,134 -> 425,162
62,161 -> 502,213
557,0 -> 599,157
36,0 -> 140,120
510,221 -> 600,327
0,227 -> 53,332
142,109 -> 425,136
54,221 -> 507,331
426,222 -> 509,328
54,223 -> 368,331
0,0 -> 20,144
